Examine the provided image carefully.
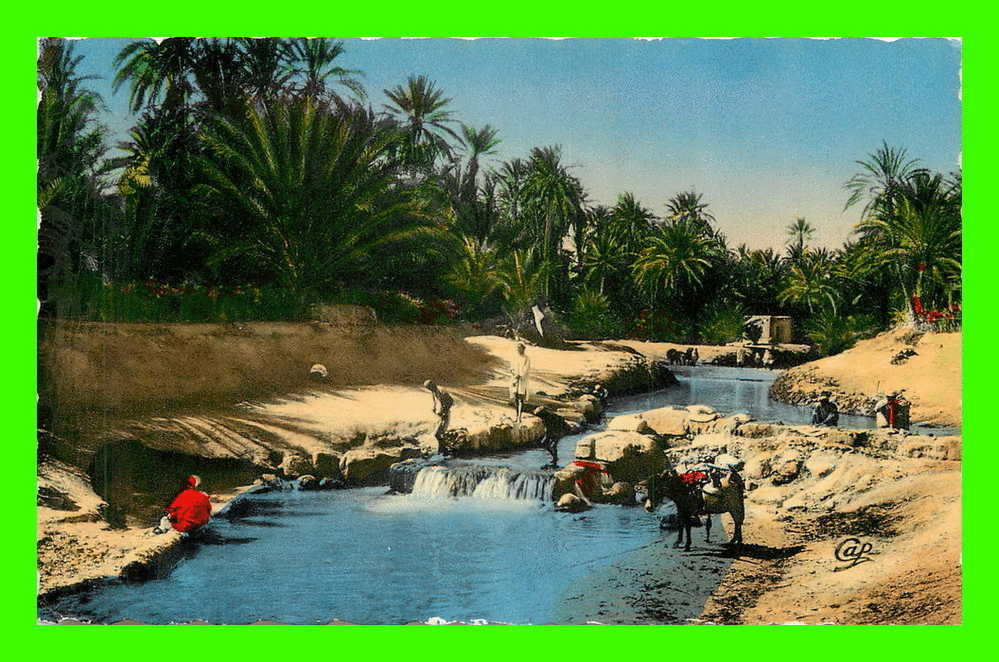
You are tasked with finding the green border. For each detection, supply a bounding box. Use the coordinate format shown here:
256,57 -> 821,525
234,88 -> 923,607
5,3 -> 993,654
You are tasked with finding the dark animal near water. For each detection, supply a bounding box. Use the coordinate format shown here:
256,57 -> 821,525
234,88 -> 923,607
644,469 -> 744,551
666,348 -> 683,365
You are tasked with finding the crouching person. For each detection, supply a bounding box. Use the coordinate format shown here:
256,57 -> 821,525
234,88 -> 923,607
154,475 -> 212,536
811,391 -> 839,426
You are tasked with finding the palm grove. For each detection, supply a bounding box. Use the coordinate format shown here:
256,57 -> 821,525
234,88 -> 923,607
37,37 -> 962,356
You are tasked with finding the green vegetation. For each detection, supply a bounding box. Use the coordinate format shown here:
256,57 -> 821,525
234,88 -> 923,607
37,38 -> 962,352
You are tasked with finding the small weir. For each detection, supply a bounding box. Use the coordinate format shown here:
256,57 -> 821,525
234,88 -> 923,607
411,465 -> 554,501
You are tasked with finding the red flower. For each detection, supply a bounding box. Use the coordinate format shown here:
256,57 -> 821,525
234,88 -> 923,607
679,471 -> 708,485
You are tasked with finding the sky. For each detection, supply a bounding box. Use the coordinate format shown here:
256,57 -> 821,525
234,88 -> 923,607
67,37 -> 962,250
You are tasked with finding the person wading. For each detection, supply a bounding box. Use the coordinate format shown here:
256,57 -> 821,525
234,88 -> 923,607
424,380 -> 454,455
154,475 -> 212,536
811,391 -> 840,426
510,343 -> 532,423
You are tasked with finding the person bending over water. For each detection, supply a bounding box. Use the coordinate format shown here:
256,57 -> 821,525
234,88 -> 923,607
811,391 -> 839,427
510,343 -> 532,423
154,475 -> 212,536
423,380 -> 454,454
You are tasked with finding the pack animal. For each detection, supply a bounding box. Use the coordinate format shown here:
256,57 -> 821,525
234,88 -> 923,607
644,468 -> 745,551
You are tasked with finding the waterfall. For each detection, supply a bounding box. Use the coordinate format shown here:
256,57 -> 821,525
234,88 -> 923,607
410,465 -> 554,502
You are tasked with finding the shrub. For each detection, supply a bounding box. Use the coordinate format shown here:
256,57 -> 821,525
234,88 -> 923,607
630,308 -> 693,342
697,300 -> 745,345
805,310 -> 877,356
566,287 -> 625,339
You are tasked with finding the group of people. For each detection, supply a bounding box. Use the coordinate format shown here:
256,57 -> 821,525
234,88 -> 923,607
424,342 -> 533,456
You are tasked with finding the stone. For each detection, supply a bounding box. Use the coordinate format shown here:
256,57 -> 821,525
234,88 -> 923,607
736,422 -> 780,438
551,463 -> 588,501
743,455 -> 773,480
576,394 -> 603,421
576,431 -> 668,485
606,414 -> 653,435
340,446 -> 423,485
388,457 -> 444,494
641,407 -> 690,437
897,436 -> 962,461
297,475 -> 319,490
555,493 -> 589,513
312,452 -> 343,479
601,481 -> 636,506
279,454 -> 315,479
309,363 -> 329,380
772,459 -> 801,485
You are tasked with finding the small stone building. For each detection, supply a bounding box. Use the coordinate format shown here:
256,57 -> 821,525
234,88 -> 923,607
744,315 -> 793,344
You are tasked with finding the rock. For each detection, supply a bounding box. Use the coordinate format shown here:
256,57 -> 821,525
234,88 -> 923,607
340,446 -> 423,485
601,481 -> 636,506
318,477 -> 346,490
551,463 -> 588,501
736,422 -> 780,438
260,473 -> 285,489
312,452 -> 343,479
279,454 -> 315,479
606,414 -> 653,435
686,405 -> 719,425
641,407 -> 690,437
804,457 -> 836,479
297,475 -> 319,490
743,455 -> 773,480
710,414 -> 751,435
389,457 -> 444,494
575,431 -> 668,485
897,436 -> 961,461
772,459 -> 801,485
576,394 -> 603,421
555,493 -> 589,513
309,363 -> 329,380
462,414 -> 545,451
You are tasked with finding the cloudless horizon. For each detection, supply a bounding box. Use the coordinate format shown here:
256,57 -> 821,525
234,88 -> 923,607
67,37 -> 962,251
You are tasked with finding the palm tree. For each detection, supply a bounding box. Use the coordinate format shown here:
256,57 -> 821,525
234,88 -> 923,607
458,124 -> 501,203
235,37 -> 296,102
520,146 -> 585,295
583,223 -> 630,294
496,248 -> 546,317
37,38 -> 111,315
113,38 -> 200,113
445,237 -> 500,315
611,192 -> 656,249
778,250 -> 839,314
383,74 -> 462,171
195,100 -> 439,305
632,218 -> 721,304
844,141 -> 924,220
287,38 -> 365,102
665,190 -> 716,233
785,217 -> 815,264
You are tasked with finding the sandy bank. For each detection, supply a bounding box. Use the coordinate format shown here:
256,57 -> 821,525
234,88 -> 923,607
770,328 -> 961,428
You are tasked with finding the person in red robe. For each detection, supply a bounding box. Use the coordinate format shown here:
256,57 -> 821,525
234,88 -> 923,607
154,475 -> 212,535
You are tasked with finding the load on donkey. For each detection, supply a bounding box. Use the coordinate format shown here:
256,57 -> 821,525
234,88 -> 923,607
643,454 -> 746,551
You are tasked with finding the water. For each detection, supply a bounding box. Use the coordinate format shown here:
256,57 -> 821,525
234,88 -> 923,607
613,365 -> 958,435
44,365 -> 953,624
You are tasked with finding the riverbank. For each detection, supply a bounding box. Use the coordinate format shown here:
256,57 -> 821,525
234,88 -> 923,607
560,414 -> 961,624
770,328 -> 961,428
37,329 -> 675,603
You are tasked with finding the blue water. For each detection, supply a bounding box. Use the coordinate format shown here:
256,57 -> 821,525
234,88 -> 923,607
44,365 -> 953,624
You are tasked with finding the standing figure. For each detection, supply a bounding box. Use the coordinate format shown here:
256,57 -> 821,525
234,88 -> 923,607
154,475 -> 212,536
811,391 -> 840,426
510,343 -> 532,423
423,380 -> 454,454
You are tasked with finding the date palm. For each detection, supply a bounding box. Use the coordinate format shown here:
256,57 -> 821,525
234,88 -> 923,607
384,75 -> 462,170
778,250 -> 839,314
235,37 -> 296,102
287,38 -> 365,102
195,100 -> 438,302
113,38 -> 200,112
844,141 -> 924,221
632,218 -> 721,304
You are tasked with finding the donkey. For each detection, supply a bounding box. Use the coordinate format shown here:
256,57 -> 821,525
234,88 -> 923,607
644,469 -> 745,551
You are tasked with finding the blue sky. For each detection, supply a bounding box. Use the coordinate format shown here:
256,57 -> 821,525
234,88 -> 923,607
67,37 -> 962,250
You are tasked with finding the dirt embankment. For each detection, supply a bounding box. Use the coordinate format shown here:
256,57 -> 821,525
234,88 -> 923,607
769,329 -> 961,428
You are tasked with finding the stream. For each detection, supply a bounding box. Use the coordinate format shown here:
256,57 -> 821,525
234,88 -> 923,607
42,365 -> 952,624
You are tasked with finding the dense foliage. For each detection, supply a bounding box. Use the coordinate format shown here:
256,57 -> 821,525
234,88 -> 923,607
38,38 -> 962,352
